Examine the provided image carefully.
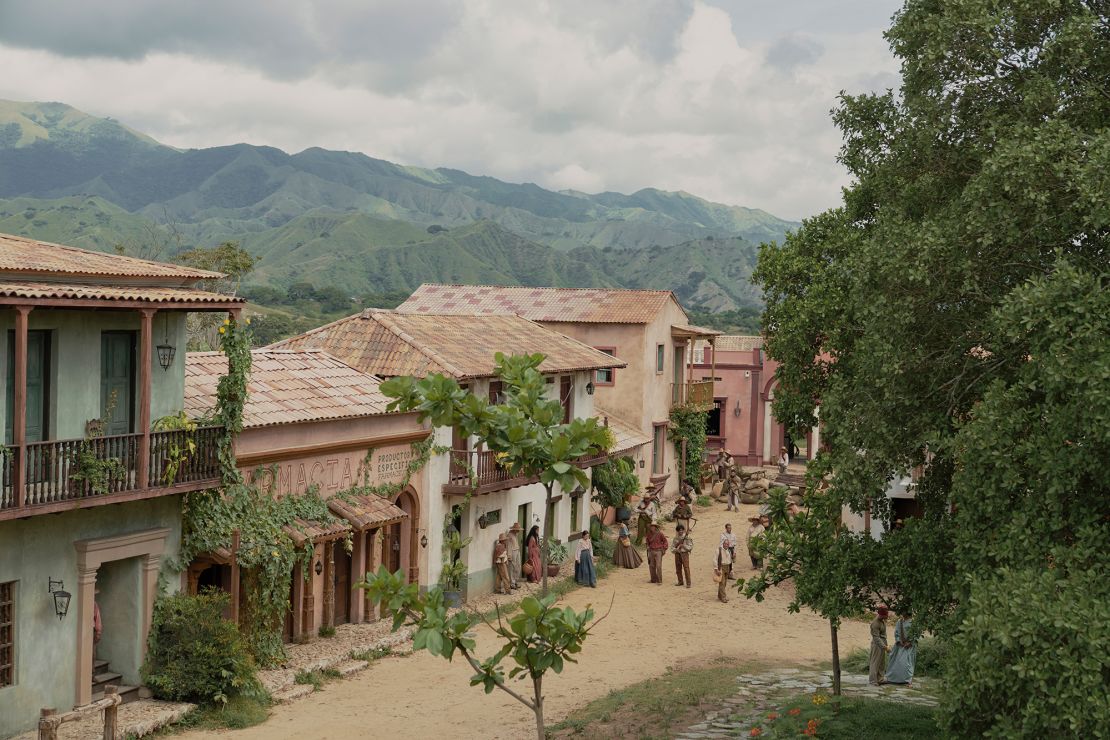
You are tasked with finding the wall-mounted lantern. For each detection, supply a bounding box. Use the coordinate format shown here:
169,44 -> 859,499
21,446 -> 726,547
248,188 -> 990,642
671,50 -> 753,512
420,533 -> 428,549
314,559 -> 323,576
585,381 -> 595,395
733,400 -> 742,417
156,314 -> 176,371
48,579 -> 71,620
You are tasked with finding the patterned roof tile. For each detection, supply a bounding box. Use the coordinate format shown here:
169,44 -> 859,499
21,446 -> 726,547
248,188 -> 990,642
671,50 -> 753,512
185,349 -> 393,428
268,310 -> 625,380
397,284 -> 679,324
595,407 -> 651,455
0,232 -> 222,281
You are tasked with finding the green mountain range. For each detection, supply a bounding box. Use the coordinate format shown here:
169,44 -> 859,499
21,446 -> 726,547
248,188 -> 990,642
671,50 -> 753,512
0,99 -> 792,316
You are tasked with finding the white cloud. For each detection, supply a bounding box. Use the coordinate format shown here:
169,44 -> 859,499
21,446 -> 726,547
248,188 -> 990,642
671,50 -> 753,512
0,0 -> 901,220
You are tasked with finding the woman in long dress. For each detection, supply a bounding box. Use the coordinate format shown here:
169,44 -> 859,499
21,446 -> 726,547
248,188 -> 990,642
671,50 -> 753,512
869,606 -> 890,685
525,525 -> 542,583
574,531 -> 597,587
885,616 -> 917,685
613,522 -> 643,568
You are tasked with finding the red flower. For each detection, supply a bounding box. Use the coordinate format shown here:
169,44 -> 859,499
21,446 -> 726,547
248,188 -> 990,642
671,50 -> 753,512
767,713 -> 779,720
749,728 -> 763,737
788,708 -> 802,716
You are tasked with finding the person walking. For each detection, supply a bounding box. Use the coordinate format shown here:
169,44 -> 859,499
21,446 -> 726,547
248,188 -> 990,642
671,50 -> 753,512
613,522 -> 643,569
746,516 -> 765,568
505,522 -> 522,589
714,542 -> 734,603
671,523 -> 693,587
869,606 -> 890,685
719,522 -> 737,562
645,523 -> 669,584
525,525 -> 542,583
778,446 -> 790,475
574,531 -> 597,588
493,533 -> 511,595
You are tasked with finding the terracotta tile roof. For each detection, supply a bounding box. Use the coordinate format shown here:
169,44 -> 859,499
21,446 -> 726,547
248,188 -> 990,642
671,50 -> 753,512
269,310 -> 625,380
328,495 -> 409,531
283,518 -> 352,547
184,349 -> 392,428
671,323 -> 723,338
0,232 -> 223,281
715,335 -> 763,352
596,407 -> 651,456
0,280 -> 242,305
397,284 -> 679,324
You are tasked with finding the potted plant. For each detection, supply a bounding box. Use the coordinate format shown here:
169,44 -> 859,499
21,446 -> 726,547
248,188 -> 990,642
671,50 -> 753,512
440,529 -> 472,607
544,538 -> 568,578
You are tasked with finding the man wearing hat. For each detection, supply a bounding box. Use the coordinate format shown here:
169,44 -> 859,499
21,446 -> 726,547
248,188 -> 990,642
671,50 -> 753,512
505,523 -> 523,589
634,488 -> 660,546
671,523 -> 693,587
869,606 -> 890,685
645,522 -> 669,584
745,516 -> 765,568
493,533 -> 511,595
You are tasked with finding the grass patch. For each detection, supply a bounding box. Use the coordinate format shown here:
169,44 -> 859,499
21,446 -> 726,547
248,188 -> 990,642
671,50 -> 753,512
696,495 -> 712,507
317,624 -> 337,638
750,694 -> 941,739
547,657 -> 752,738
155,694 -> 271,734
293,666 -> 342,691
350,645 -> 394,662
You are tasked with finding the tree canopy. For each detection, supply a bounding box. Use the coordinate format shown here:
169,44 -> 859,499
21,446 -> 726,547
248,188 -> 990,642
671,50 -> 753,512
752,0 -> 1108,734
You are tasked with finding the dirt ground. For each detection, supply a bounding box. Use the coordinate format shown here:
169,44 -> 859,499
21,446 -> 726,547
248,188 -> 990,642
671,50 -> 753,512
184,501 -> 870,740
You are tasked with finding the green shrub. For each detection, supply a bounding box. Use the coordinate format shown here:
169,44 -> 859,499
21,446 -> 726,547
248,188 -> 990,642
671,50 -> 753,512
318,624 -> 336,638
592,531 -> 615,561
142,590 -> 261,705
941,568 -> 1110,738
696,495 -> 712,507
294,669 -> 323,691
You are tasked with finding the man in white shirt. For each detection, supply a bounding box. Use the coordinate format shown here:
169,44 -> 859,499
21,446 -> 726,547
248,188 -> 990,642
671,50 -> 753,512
714,543 -> 733,603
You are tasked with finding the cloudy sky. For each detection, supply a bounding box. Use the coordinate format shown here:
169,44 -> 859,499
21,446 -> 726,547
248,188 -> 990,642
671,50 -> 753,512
0,0 -> 902,221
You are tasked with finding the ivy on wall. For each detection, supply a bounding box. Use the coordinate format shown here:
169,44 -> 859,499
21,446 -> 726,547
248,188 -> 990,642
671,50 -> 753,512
668,404 -> 708,493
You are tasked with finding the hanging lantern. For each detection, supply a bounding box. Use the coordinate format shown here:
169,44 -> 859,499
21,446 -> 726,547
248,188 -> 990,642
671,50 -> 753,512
156,314 -> 176,371
314,559 -> 323,576
585,381 -> 595,395
48,579 -> 71,620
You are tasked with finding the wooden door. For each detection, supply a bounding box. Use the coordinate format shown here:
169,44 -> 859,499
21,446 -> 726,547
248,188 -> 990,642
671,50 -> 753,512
6,330 -> 50,443
333,541 -> 351,625
100,332 -> 135,435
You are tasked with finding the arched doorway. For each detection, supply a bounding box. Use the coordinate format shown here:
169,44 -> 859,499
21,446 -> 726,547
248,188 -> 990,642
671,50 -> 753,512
390,486 -> 420,584
761,378 -> 814,466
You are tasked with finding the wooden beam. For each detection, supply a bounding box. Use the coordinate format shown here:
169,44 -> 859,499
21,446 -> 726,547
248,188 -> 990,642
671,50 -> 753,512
12,306 -> 30,508
0,297 -> 244,311
235,430 -> 431,466
137,309 -> 155,489
0,477 -> 218,522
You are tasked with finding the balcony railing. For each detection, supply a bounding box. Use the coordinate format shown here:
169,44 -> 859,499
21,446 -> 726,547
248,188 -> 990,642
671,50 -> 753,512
444,449 -> 535,495
0,426 -> 223,515
672,380 -> 714,408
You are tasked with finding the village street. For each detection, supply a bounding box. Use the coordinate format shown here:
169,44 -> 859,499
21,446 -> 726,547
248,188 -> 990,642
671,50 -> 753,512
184,501 -> 871,740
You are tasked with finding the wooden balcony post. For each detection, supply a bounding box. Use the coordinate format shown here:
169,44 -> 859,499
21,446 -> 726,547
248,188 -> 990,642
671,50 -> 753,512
12,306 -> 31,508
137,309 -> 155,489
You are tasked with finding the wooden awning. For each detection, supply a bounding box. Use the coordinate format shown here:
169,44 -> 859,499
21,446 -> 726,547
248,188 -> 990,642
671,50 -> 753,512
328,495 -> 409,531
282,517 -> 352,547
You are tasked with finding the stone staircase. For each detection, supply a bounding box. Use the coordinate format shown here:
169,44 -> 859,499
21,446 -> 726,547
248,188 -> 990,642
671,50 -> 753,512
91,658 -> 140,705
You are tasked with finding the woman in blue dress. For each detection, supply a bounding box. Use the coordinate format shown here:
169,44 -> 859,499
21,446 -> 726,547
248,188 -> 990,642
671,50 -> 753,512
885,616 -> 917,685
574,530 -> 597,587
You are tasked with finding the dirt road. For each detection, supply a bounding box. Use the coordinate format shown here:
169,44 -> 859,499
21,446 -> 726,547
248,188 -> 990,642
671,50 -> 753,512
186,501 -> 869,739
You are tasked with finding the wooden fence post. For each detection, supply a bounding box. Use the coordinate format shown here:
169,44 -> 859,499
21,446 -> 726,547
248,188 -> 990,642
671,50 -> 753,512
38,708 -> 57,740
103,685 -> 119,740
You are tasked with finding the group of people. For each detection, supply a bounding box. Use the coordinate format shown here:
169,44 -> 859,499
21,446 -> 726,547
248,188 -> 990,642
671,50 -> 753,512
492,523 -> 545,594
869,606 -> 918,686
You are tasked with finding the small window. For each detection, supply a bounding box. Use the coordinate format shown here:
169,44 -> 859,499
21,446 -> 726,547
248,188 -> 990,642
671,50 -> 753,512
652,424 -> 666,475
706,399 -> 725,437
570,495 -> 580,532
0,581 -> 13,688
656,344 -> 665,374
693,346 -> 706,364
481,508 -> 501,526
594,347 -> 616,386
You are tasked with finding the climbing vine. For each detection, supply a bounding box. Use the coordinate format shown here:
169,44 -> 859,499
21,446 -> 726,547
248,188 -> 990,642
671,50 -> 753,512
668,404 -> 708,492
179,315 -> 441,665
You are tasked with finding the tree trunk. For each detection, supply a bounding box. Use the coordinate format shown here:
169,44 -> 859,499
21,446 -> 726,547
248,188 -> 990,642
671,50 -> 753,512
541,483 -> 553,596
532,674 -> 545,739
830,617 -> 842,696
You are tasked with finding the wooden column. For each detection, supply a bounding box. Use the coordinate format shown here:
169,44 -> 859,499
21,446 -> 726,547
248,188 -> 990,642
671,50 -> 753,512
137,309 -> 155,489
74,566 -> 98,706
140,554 -> 161,657
365,530 -> 379,622
350,531 -> 366,623
12,306 -> 31,508
322,543 -> 335,628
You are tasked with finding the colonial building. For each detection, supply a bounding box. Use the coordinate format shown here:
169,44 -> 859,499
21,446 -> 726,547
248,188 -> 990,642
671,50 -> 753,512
0,233 -> 241,736
396,285 -> 718,498
269,310 -> 624,596
689,335 -> 821,467
183,349 -> 429,640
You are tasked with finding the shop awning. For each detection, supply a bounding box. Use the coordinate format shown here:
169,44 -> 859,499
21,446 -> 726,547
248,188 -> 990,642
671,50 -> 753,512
328,495 -> 409,531
282,518 -> 352,547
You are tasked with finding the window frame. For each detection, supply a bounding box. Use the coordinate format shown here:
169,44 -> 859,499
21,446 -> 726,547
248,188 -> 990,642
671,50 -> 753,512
655,344 -> 665,374
652,422 -> 667,475
0,580 -> 14,688
593,347 -> 617,386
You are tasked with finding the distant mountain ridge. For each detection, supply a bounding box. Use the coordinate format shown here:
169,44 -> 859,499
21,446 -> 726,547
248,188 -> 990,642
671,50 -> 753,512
0,99 -> 789,314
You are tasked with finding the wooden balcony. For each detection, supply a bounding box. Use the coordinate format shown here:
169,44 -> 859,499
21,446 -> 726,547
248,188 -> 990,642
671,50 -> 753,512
0,426 -> 222,520
672,379 -> 714,408
442,448 -> 609,497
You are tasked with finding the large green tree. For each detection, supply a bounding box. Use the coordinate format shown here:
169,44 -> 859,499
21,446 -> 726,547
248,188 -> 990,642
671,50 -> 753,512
752,1 -> 1108,734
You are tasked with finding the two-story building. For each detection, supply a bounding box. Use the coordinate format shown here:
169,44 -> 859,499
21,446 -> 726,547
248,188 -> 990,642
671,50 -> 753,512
0,233 -> 242,736
269,309 -> 624,597
396,285 -> 719,498
183,348 -> 429,640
